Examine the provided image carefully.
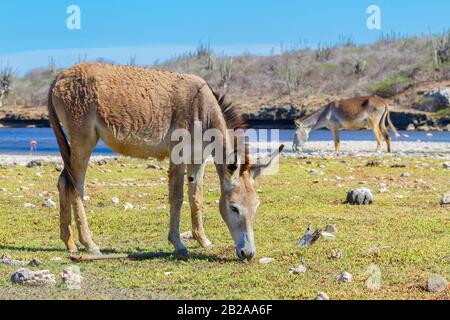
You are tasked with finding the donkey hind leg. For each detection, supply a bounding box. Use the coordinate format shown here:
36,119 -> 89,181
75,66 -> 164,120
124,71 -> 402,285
58,170 -> 77,253
168,163 -> 189,258
187,163 -> 212,249
70,143 -> 101,255
370,120 -> 383,153
332,128 -> 341,154
380,112 -> 392,153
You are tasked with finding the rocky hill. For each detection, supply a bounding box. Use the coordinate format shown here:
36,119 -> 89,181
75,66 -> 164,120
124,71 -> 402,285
1,33 -> 450,130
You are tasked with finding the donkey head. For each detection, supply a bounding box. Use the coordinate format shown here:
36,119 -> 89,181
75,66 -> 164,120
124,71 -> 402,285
293,120 -> 310,152
219,145 -> 284,261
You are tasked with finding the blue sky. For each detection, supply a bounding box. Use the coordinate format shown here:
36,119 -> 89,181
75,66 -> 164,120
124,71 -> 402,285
1,0 -> 449,73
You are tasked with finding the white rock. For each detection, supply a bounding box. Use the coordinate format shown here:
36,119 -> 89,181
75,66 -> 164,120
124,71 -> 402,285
82,195 -> 91,202
331,249 -> 342,260
441,192 -> 450,205
111,197 -> 120,204
309,169 -> 324,176
336,272 -> 353,283
401,172 -> 412,178
61,266 -> 82,290
259,257 -> 274,264
315,292 -> 330,300
289,264 -> 307,275
123,202 -> 134,211
42,199 -> 56,207
443,163 -> 450,169
180,231 -> 194,241
427,276 -> 448,293
24,203 -> 36,208
10,268 -> 56,287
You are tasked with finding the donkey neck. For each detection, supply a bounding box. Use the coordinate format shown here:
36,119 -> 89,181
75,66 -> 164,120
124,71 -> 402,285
301,106 -> 330,131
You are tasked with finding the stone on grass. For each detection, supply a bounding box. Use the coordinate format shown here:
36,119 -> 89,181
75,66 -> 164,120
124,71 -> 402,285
26,160 -> 42,168
331,249 -> 342,260
346,188 -> 373,205
10,268 -> 56,287
443,163 -> 450,169
401,172 -> 412,178
148,163 -> 163,170
111,197 -> 120,205
82,195 -> 91,202
366,160 -> 381,167
55,165 -> 64,172
259,257 -> 274,264
42,199 -> 56,207
96,159 -> 108,166
61,266 -> 82,290
180,231 -> 194,241
325,224 -> 337,234
315,292 -> 330,300
362,245 -> 390,256
289,264 -> 306,275
427,276 -> 448,293
336,272 -> 353,283
0,254 -> 41,267
24,203 -> 36,208
309,169 -> 324,176
441,192 -> 450,205
123,202 -> 134,211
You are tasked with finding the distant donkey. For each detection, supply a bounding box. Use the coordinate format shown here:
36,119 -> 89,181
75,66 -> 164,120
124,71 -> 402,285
293,96 -> 400,153
48,63 -> 284,261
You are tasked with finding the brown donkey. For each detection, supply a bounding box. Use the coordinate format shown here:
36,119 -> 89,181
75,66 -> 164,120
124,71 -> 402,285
48,62 -> 283,261
293,96 -> 400,153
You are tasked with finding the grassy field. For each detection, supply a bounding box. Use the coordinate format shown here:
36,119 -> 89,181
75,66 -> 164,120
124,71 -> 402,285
0,156 -> 449,300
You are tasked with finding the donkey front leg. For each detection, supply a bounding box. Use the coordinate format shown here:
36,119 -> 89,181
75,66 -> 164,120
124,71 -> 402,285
187,164 -> 212,249
168,163 -> 189,258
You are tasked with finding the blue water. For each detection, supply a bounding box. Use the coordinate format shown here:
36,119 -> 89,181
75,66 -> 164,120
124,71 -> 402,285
1,128 -> 449,155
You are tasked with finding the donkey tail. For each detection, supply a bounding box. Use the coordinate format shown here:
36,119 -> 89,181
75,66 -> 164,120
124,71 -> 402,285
48,79 -> 77,193
386,107 -> 400,138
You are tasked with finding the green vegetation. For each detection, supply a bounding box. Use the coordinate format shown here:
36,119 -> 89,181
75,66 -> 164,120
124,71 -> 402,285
374,72 -> 416,97
0,157 -> 449,300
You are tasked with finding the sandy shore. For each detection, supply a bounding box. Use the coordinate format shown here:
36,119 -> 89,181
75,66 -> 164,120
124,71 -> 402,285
1,141 -> 450,166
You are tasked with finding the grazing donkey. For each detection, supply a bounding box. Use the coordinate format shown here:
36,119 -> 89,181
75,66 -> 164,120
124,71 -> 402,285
293,96 -> 399,153
48,63 -> 283,261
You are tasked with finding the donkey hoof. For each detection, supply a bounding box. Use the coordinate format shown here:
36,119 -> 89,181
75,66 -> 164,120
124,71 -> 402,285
87,248 -> 102,256
69,248 -> 79,254
174,248 -> 189,260
201,239 -> 213,249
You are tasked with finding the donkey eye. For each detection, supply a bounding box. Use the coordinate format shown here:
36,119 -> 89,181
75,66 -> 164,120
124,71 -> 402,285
230,205 -> 240,214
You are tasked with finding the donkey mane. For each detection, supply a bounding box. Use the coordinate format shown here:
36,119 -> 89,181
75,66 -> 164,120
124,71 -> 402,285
208,85 -> 251,173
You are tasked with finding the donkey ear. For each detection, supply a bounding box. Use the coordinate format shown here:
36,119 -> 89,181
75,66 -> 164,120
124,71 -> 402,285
224,152 -> 241,182
250,145 -> 285,179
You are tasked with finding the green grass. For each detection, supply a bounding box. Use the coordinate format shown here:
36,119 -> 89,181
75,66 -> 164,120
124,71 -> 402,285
0,157 -> 449,300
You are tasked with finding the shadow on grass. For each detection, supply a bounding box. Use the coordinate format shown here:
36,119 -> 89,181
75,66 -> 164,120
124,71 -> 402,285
0,246 -> 238,263
0,245 -> 120,255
